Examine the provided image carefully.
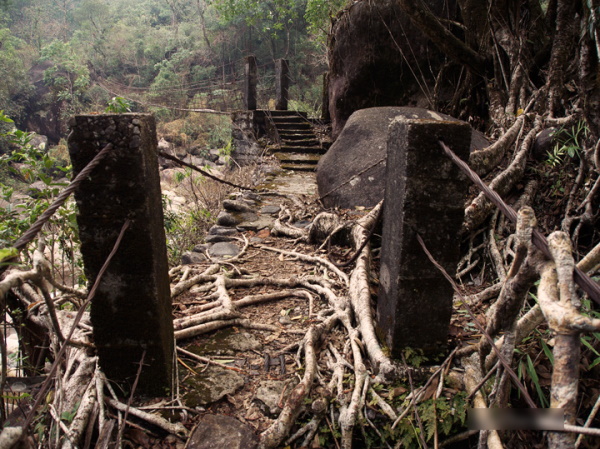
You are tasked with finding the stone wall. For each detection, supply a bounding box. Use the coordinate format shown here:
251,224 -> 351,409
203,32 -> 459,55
231,110 -> 266,166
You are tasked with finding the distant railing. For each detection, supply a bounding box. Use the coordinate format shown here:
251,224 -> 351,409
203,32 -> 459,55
96,56 -> 292,114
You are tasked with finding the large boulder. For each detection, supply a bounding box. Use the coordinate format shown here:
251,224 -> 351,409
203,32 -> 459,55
317,107 -> 488,209
328,0 -> 460,139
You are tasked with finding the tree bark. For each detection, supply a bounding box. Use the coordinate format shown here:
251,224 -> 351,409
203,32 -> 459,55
546,0 -> 577,116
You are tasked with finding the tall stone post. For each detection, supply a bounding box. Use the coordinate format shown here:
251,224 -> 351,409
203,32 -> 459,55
321,72 -> 330,122
244,55 -> 257,110
377,118 -> 470,356
275,59 -> 289,111
67,114 -> 174,395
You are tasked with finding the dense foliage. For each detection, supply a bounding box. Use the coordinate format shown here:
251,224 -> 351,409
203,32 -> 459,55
0,0 -> 342,129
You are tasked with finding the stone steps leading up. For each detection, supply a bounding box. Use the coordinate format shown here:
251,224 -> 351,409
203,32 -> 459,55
278,131 -> 315,140
272,121 -> 312,131
274,152 -> 322,171
267,111 -> 324,172
281,139 -> 320,147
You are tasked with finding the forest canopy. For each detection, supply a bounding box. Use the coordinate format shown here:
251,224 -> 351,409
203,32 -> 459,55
0,0 -> 341,132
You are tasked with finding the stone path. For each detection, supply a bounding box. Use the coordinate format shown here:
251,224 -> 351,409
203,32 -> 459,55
176,167 -> 321,447
258,170 -> 317,196
181,168 -> 317,265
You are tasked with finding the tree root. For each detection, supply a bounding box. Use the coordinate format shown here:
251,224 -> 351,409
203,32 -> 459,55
259,325 -> 321,449
463,117 -> 542,232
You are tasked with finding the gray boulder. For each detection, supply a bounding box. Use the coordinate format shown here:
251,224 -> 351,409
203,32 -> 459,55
316,107 -> 488,209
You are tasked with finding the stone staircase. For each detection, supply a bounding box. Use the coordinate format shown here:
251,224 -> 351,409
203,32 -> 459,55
267,110 -> 326,171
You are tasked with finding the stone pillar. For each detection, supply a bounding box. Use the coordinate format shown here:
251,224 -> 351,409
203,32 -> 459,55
244,55 -> 257,110
377,118 -> 470,356
275,59 -> 289,111
67,114 -> 174,395
321,72 -> 330,122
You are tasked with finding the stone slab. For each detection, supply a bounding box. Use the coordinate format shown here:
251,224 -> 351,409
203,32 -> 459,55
237,216 -> 273,232
254,379 -> 297,417
183,365 -> 245,406
208,242 -> 241,258
182,252 -> 207,265
260,205 -> 281,215
223,199 -> 253,212
186,414 -> 257,449
209,226 -> 239,236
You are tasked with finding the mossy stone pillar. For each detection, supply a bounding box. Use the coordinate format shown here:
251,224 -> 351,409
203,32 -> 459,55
244,56 -> 257,110
377,118 -> 470,356
275,59 -> 289,111
67,113 -> 173,395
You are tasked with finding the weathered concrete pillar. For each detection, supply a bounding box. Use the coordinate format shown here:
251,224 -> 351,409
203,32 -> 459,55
244,55 -> 257,110
67,114 -> 174,395
275,59 -> 289,111
321,72 -> 330,122
377,118 -> 470,356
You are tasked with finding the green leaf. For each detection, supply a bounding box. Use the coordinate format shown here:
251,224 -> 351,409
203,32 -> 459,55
0,111 -> 14,123
589,357 -> 600,370
540,338 -> 554,365
581,336 -> 600,357
526,354 -> 548,407
0,247 -> 18,263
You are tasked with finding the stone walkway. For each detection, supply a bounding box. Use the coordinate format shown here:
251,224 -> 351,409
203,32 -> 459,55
177,167 -> 323,449
257,169 -> 317,196
181,168 -> 317,265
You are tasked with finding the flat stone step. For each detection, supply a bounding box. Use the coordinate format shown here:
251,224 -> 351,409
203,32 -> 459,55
274,152 -> 321,164
256,170 -> 317,196
280,162 -> 318,171
281,138 -> 320,146
268,110 -> 308,118
272,122 -> 312,130
279,145 -> 325,154
278,131 -> 315,139
271,115 -> 307,122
